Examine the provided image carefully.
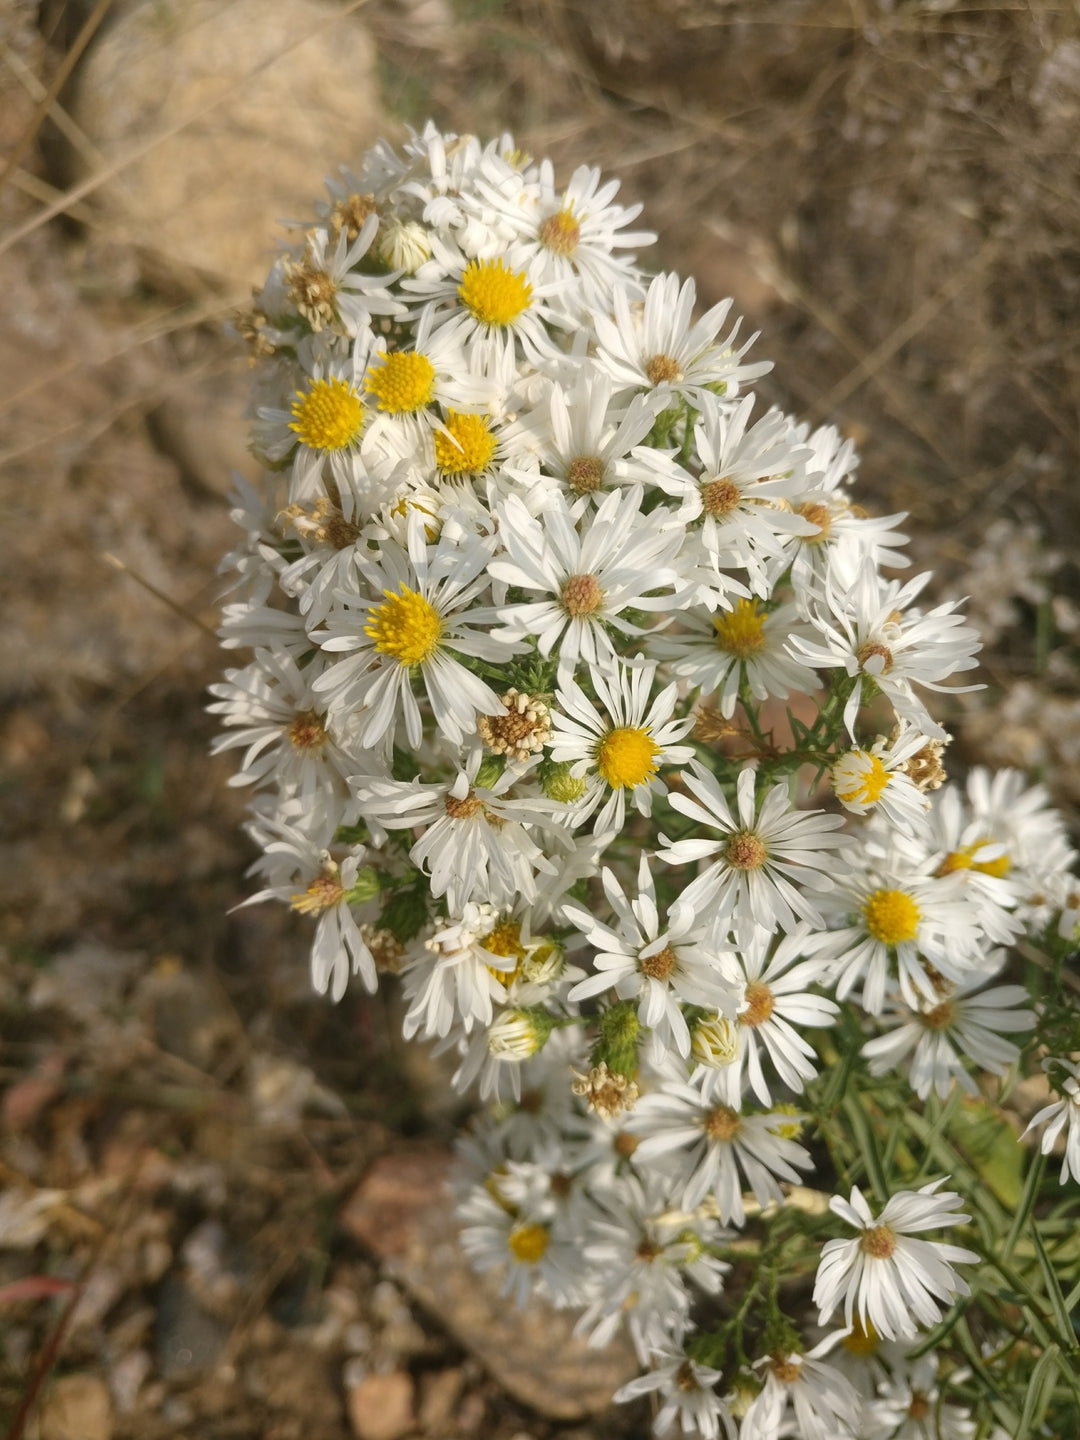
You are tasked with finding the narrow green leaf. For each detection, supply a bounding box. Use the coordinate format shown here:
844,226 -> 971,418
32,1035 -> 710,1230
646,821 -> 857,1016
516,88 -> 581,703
1032,1225 -> 1079,1350
1004,1150 -> 1046,1262
1014,1344 -> 1059,1440
841,1092 -> 889,1203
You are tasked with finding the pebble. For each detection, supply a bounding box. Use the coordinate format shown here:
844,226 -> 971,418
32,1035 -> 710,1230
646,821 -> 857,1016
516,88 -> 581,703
346,1371 -> 415,1440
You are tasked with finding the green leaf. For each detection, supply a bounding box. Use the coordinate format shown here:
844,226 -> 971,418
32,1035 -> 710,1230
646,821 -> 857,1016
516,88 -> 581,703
1014,1344 -> 1059,1440
1032,1225 -> 1080,1350
1004,1150 -> 1046,1262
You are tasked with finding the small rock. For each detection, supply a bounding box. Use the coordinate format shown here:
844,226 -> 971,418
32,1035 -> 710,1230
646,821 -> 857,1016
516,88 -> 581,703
341,1150 -> 636,1421
73,0 -> 381,288
40,1373 -> 113,1440
153,1275 -> 230,1378
346,1371 -> 415,1440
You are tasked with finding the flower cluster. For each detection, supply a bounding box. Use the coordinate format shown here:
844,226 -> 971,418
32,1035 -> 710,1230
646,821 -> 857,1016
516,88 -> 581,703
216,125 -> 1080,1438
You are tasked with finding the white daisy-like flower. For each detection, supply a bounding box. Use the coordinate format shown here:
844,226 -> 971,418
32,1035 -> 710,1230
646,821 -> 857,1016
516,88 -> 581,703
264,212 -> 405,337
651,394 -> 817,597
547,658 -> 696,835
741,1343 -> 861,1440
593,272 -> 770,408
576,1173 -> 731,1362
830,723 -> 934,836
813,1179 -> 979,1341
489,485 -> 683,680
207,648 -> 357,799
613,1342 -> 735,1440
314,512 -> 514,750
627,1074 -> 813,1224
788,562 -> 982,741
563,856 -> 736,1060
657,762 -> 850,941
506,365 -> 670,505
801,850 -> 984,1015
241,813 -> 377,1000
351,759 -> 561,915
861,967 -> 1034,1100
648,596 -> 820,719
861,1354 -> 977,1440
465,152 -> 654,309
457,1183 -> 583,1309
706,926 -> 839,1107
1023,1058 -> 1080,1185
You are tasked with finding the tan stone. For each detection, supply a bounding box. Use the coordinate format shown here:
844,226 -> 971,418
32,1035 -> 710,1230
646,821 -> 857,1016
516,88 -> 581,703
346,1371 -> 415,1440
72,0 -> 382,289
40,1374 -> 113,1440
341,1149 -> 636,1422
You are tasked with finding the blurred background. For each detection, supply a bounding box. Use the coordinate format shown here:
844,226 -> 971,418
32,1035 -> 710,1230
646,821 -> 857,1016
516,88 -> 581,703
1,1 -> 1079,1435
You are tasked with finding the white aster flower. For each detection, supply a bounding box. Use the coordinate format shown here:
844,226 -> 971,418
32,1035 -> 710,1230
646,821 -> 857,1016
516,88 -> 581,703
862,1354 -> 977,1440
648,596 -> 819,719
314,512 -> 514,750
742,1343 -> 861,1440
593,272 -> 769,408
457,1184 -> 582,1309
861,966 -> 1034,1100
657,762 -> 850,941
613,1343 -> 735,1439
830,723 -> 934,836
563,856 -> 736,1060
813,1179 -> 979,1341
1023,1058 -> 1080,1185
489,485 -> 683,680
547,658 -> 695,834
788,563 -> 982,741
627,1074 -> 812,1224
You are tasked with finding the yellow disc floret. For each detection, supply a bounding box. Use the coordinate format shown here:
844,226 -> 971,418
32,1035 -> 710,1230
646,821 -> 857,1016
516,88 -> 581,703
289,377 -> 365,451
938,842 -> 1011,879
364,350 -> 436,413
863,888 -> 921,945
434,411 -> 497,475
713,599 -> 768,658
507,1222 -> 549,1264
458,258 -> 533,327
833,751 -> 890,806
596,726 -> 661,790
364,586 -> 443,666
538,207 -> 581,256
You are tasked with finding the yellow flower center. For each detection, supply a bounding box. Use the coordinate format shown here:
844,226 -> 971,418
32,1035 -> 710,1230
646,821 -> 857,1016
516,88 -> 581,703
938,842 -> 1011,879
364,586 -> 443,666
364,350 -> 436,413
713,599 -> 768,658
856,639 -> 894,675
768,1103 -> 804,1140
701,476 -> 741,516
861,1224 -> 898,1259
596,726 -> 660,790
538,207 -> 581,256
290,875 -> 344,915
833,751 -> 890,805
458,258 -> 532,327
841,1320 -> 880,1356
863,888 -> 921,945
507,1222 -> 549,1264
481,919 -> 525,987
434,411 -> 497,474
289,377 -> 365,451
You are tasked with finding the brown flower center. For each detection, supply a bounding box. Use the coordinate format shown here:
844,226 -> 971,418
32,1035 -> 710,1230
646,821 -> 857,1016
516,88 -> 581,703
740,982 -> 775,1027
614,1131 -> 640,1159
857,640 -> 894,674
699,476 -> 741,516
444,791 -> 484,819
640,945 -> 676,981
797,500 -> 832,541
703,1104 -> 741,1142
645,353 -> 684,386
724,829 -> 768,871
561,573 -> 604,616
287,710 -> 328,753
565,455 -> 606,493
861,1224 -> 897,1259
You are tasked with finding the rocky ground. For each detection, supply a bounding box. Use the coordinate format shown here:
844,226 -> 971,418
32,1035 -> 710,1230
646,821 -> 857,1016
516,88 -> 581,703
1,1 -> 1079,1437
